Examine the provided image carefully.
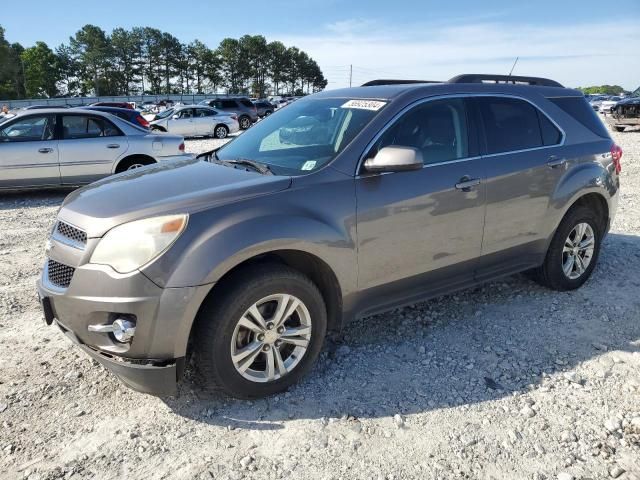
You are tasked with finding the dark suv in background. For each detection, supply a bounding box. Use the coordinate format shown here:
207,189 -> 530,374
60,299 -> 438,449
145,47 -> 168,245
199,97 -> 258,129
38,74 -> 621,399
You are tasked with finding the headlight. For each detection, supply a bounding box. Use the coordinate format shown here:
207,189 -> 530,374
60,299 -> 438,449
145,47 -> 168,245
90,214 -> 188,273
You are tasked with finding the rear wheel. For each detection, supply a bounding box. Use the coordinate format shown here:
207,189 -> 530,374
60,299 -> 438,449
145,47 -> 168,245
194,264 -> 327,398
239,116 -> 251,130
150,126 -> 165,133
528,206 -> 603,291
214,125 -> 229,139
115,156 -> 155,173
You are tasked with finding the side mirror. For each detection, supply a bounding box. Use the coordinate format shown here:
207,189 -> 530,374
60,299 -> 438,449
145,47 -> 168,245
363,146 -> 424,173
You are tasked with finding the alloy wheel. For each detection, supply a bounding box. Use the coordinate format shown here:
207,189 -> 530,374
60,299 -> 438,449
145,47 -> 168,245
230,294 -> 312,383
562,222 -> 595,280
215,126 -> 227,138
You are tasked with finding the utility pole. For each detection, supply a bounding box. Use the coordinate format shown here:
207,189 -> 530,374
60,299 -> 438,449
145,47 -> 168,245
349,64 -> 352,88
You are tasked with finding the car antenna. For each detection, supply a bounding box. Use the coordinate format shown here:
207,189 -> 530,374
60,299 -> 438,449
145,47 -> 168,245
508,56 -> 519,77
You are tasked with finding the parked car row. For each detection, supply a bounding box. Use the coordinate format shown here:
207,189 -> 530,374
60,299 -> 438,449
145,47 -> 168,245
149,105 -> 239,138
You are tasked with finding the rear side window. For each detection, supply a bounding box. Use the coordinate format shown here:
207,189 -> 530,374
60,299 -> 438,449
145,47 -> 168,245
221,100 -> 237,109
62,116 -> 120,139
549,97 -> 609,138
478,97 -> 543,154
538,113 -> 562,146
240,99 -> 253,108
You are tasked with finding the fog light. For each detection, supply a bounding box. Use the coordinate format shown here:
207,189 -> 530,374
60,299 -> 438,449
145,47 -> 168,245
88,317 -> 136,343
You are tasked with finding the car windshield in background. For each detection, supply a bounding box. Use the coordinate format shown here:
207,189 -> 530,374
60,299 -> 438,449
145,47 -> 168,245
154,108 -> 175,120
216,98 -> 386,174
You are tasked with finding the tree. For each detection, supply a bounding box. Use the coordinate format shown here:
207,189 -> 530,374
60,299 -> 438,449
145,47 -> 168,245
21,42 -> 60,98
68,24 -> 112,95
578,85 -> 626,96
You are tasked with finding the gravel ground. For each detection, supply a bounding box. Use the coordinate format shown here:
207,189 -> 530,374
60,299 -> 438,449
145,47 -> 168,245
1,129 -> 639,480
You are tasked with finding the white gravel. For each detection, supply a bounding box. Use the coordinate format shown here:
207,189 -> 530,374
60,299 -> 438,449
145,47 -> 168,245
1,129 -> 639,480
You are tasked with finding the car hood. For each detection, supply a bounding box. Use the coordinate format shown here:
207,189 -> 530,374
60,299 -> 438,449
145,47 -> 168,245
59,157 -> 292,238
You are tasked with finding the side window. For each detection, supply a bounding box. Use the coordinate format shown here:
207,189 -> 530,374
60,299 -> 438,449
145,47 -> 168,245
478,97 -> 543,154
62,116 -> 120,139
222,100 -> 237,109
538,111 -> 562,146
177,109 -> 193,119
240,99 -> 253,108
372,98 -> 469,164
0,115 -> 56,142
195,108 -> 212,117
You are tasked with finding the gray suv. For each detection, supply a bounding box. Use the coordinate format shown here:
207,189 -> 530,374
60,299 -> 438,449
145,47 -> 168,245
199,97 -> 258,129
38,74 -> 622,399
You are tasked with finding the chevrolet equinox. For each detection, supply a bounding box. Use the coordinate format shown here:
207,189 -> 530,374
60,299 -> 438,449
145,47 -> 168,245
38,74 -> 622,398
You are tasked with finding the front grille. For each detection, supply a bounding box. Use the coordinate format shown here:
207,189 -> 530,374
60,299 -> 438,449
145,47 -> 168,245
56,221 -> 87,246
47,259 -> 75,289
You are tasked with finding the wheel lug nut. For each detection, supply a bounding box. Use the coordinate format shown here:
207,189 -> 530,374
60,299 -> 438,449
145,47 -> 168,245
263,344 -> 271,352
257,334 -> 265,341
277,326 -> 285,334
275,340 -> 282,347
266,323 -> 274,330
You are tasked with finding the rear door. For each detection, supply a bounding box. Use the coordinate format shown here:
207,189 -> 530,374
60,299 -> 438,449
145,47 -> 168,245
471,95 -> 565,277
194,108 -> 215,136
58,114 -> 128,185
0,114 -> 60,188
355,97 -> 486,309
167,108 -> 195,136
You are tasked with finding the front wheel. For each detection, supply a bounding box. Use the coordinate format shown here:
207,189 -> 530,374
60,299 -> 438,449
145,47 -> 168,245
528,206 -> 603,291
194,264 -> 327,398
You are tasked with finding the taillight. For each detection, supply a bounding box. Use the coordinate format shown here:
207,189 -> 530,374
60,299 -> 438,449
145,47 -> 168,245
136,115 -> 149,128
611,144 -> 622,174
178,142 -> 185,152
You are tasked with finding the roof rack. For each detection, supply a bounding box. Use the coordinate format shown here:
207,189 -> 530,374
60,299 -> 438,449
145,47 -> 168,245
448,74 -> 563,88
361,79 -> 442,87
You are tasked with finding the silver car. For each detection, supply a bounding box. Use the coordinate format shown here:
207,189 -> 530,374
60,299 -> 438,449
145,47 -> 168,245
0,109 -> 192,190
149,105 -> 240,139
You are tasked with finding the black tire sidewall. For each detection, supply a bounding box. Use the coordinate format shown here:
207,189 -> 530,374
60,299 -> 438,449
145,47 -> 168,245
215,125 -> 228,138
196,268 -> 327,398
239,116 -> 250,129
544,207 -> 602,290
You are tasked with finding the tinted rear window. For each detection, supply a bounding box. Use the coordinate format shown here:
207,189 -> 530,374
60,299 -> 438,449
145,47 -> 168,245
478,97 -> 543,154
549,97 -> 609,138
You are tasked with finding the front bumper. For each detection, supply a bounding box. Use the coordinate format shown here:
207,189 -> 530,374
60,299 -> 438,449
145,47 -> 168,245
37,261 -> 212,396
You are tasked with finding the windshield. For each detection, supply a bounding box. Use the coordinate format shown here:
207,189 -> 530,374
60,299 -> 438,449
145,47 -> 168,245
216,97 -> 386,174
155,108 -> 175,120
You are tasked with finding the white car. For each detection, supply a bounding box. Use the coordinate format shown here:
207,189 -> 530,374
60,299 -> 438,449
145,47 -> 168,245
0,108 -> 192,190
599,96 -> 623,114
149,105 -> 240,139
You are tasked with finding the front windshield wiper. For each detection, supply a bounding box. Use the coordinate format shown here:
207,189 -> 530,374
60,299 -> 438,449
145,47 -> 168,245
224,158 -> 273,175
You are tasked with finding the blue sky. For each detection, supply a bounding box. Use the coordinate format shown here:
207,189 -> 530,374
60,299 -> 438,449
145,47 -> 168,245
3,0 -> 639,89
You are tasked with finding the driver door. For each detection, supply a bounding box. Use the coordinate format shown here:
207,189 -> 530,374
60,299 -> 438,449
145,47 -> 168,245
355,97 -> 486,310
0,114 -> 60,189
167,108 -> 195,136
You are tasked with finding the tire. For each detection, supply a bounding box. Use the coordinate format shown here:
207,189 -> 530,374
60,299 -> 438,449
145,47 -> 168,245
529,206 -> 603,291
194,263 -> 327,399
213,124 -> 228,139
115,156 -> 155,173
264,110 -> 272,117
239,116 -> 251,130
614,126 -> 626,132
150,126 -> 165,133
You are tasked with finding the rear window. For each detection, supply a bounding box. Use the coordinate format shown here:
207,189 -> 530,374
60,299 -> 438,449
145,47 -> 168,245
478,97 -> 544,154
549,97 -> 609,138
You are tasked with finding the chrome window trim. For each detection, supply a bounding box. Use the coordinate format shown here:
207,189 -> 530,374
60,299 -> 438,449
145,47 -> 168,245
355,93 -> 566,177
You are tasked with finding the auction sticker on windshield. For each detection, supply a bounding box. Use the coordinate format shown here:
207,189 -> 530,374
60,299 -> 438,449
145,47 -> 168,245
341,100 -> 387,111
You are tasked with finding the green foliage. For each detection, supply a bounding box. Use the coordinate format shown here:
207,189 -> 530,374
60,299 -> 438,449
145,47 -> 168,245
577,85 -> 626,96
0,24 -> 327,99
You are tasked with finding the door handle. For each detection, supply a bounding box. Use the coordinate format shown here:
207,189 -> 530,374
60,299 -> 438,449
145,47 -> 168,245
455,177 -> 481,191
547,156 -> 567,169
106,144 -> 120,149
38,148 -> 53,154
